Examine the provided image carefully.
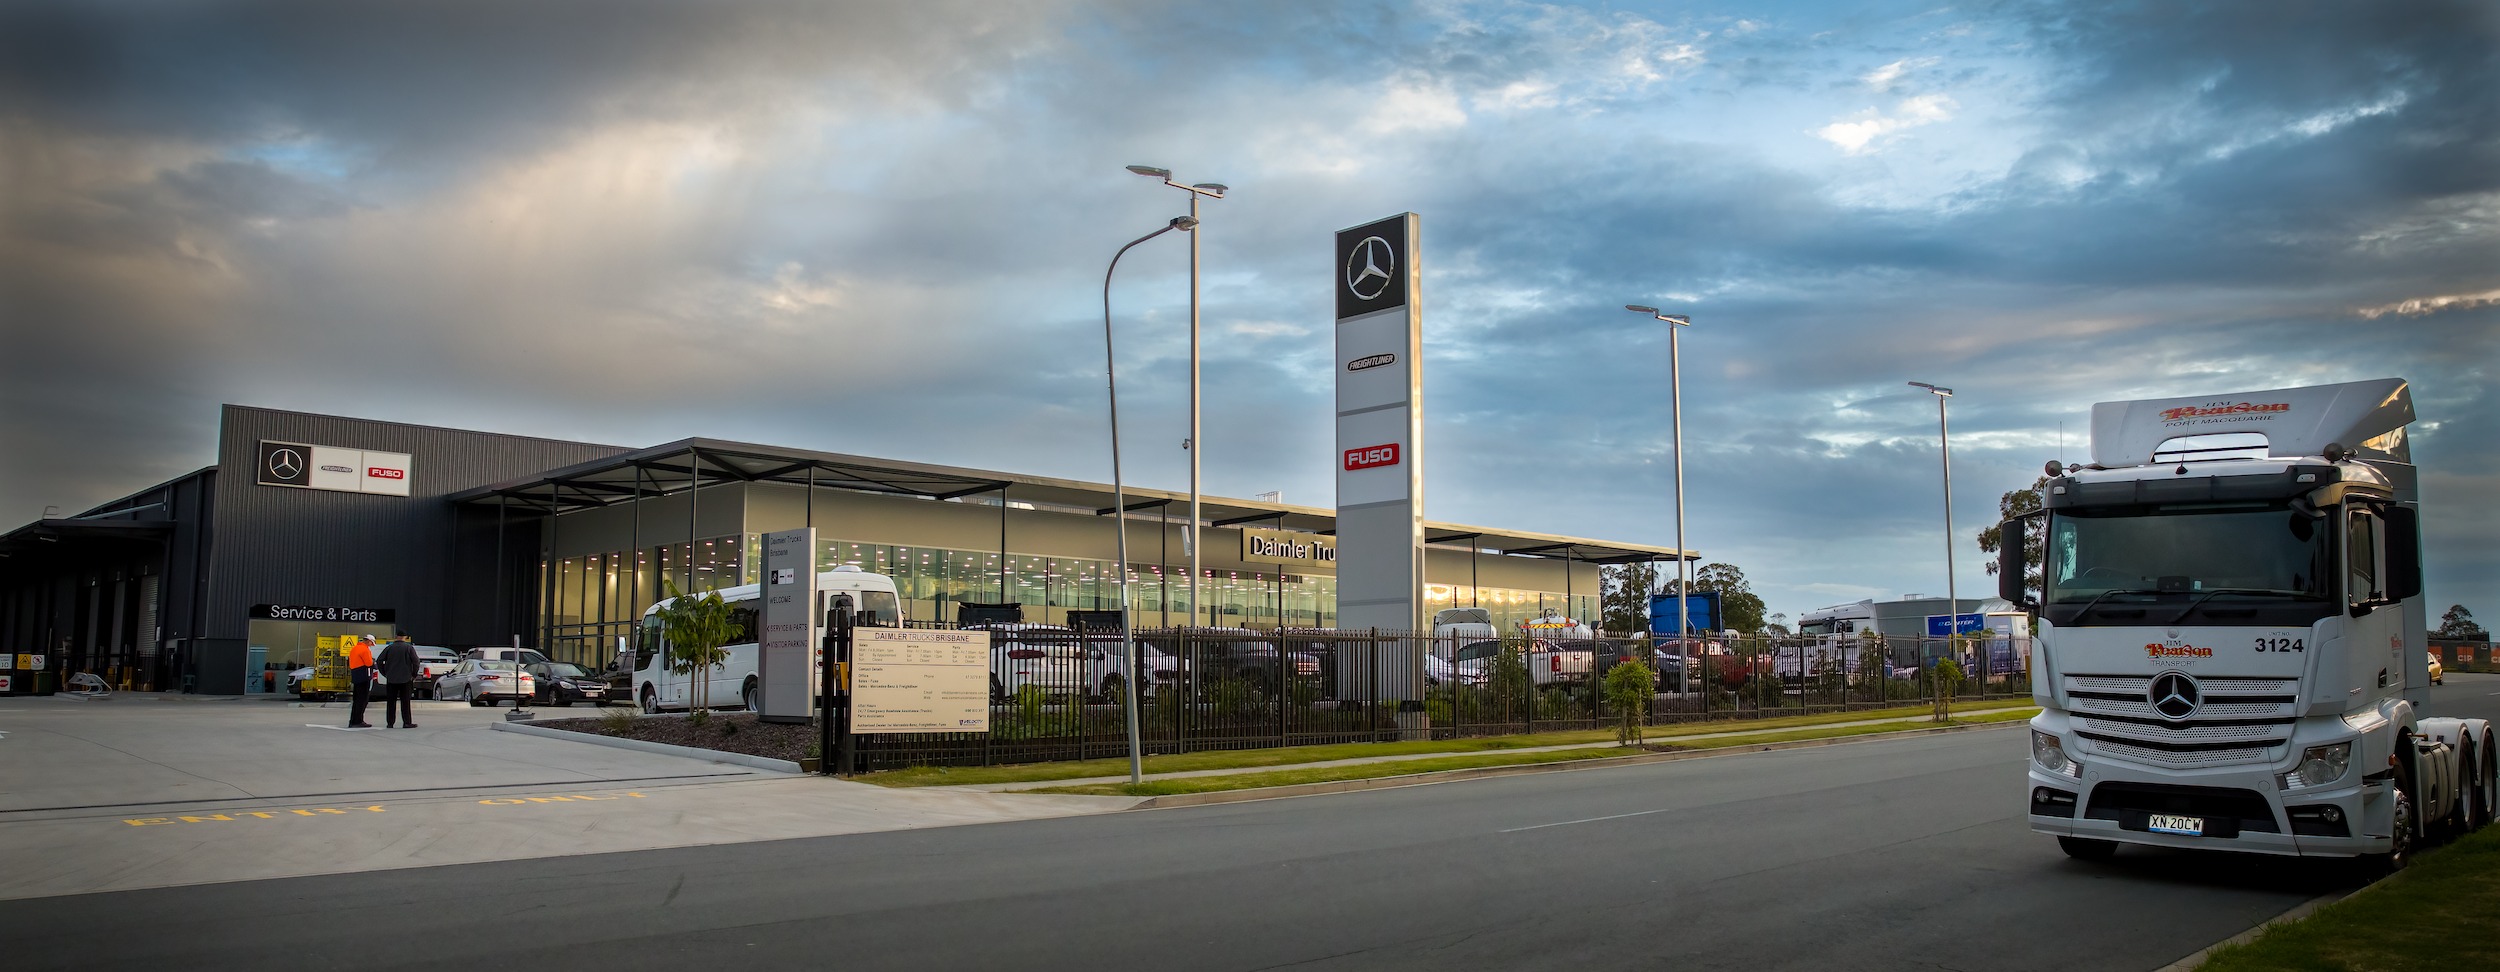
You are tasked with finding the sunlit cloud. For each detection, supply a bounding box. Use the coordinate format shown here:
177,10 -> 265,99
1813,93 -> 1957,154
2358,288 -> 2500,319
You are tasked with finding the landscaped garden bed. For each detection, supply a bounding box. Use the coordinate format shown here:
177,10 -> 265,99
536,711 -> 818,763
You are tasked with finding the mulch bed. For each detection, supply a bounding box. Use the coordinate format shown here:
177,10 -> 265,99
537,712 -> 818,763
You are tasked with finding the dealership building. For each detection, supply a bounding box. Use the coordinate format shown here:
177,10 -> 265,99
0,405 -> 1687,695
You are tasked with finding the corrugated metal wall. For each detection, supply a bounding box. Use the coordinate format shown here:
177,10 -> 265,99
206,406 -> 630,645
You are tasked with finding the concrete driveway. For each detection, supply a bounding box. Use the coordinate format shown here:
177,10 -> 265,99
0,694 -> 1135,900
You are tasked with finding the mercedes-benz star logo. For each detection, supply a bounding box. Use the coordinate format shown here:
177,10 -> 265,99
1345,235 -> 1395,301
2148,671 -> 2201,721
268,448 -> 304,481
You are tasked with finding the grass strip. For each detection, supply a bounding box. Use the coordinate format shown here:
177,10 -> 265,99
2196,823 -> 2500,972
1024,708 -> 2037,797
858,698 -> 2036,788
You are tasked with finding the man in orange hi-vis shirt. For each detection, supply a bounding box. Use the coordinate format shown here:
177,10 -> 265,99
346,636 -> 378,728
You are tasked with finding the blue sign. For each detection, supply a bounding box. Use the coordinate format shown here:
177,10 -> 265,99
1650,591 -> 1721,637
1926,613 -> 1985,637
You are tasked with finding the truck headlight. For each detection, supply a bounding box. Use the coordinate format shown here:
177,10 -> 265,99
2278,742 -> 2352,790
2032,730 -> 2081,779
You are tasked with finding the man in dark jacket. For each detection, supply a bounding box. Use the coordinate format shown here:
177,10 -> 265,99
376,635 -> 421,729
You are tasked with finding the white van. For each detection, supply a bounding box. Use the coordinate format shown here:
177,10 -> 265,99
634,565 -> 903,713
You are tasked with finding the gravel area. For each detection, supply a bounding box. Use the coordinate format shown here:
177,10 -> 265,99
537,712 -> 817,762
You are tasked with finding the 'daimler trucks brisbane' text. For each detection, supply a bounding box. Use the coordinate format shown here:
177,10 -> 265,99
2001,378 -> 2492,868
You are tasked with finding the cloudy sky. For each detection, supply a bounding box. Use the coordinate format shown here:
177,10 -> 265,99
4,0 -> 2496,624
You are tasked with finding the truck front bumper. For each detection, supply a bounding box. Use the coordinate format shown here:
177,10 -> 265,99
2027,762 -> 2391,858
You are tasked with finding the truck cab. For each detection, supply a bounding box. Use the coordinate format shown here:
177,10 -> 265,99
2006,378 -> 2494,866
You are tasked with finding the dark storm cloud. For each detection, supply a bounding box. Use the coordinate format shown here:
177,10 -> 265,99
0,0 -> 1073,166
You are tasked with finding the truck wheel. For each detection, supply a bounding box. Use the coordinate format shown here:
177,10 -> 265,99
2374,773 -> 2417,874
2476,732 -> 2500,831
640,686 -> 659,714
2057,837 -> 2117,860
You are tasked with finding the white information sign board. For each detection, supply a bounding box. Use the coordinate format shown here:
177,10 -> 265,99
853,628 -> 992,733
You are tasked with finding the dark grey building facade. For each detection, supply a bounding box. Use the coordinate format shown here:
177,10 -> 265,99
1,405 -> 1682,696
1,406 -> 626,694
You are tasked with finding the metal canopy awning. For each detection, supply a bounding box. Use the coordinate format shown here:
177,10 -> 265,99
0,518 -> 173,562
449,438 -> 1693,564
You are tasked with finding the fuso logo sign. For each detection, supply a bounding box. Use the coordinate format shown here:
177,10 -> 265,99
366,467 -> 406,480
1343,443 -> 1400,471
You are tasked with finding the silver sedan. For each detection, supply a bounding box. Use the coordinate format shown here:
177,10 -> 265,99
431,660 -> 537,706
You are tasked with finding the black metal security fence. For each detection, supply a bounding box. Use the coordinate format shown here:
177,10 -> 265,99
852,626 -> 2035,770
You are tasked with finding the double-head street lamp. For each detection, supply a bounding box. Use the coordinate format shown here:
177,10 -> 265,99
1626,305 -> 1693,694
1908,381 -> 1957,654
1103,214 -> 1197,784
1125,166 -> 1225,628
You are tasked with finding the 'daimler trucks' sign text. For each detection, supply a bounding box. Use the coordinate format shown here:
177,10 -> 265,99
853,628 -> 992,733
1240,526 -> 1336,568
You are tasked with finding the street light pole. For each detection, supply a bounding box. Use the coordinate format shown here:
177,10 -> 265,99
1105,215 -> 1196,785
1627,305 -> 1692,694
1127,166 -> 1226,628
1909,381 -> 1957,664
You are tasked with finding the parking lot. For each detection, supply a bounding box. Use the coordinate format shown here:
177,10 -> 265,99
0,693 -> 1136,900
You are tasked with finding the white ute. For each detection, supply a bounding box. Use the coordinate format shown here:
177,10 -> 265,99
2002,378 -> 2494,869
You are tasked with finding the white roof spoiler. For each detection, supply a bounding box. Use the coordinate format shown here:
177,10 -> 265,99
2089,378 -> 2412,467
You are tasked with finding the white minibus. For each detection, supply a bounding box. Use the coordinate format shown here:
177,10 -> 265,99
633,565 -> 903,713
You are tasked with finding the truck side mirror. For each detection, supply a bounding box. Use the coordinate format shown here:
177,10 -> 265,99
1997,515 -> 2035,609
2383,505 -> 2423,602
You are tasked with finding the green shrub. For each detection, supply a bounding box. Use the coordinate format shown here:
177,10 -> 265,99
1287,675 -> 1323,710
1487,649 -> 1531,721
1536,686 -> 1577,721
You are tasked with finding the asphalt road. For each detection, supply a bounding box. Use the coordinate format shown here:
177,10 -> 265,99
12,674 -> 2499,972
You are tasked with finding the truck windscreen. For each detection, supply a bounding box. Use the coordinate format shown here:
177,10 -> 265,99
2043,501 -> 2334,626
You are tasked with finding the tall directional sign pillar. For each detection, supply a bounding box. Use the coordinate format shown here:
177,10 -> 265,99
1334,214 -> 1424,635
758,528 -> 816,724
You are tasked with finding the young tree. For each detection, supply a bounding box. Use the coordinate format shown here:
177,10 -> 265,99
2437,605 -> 2489,641
655,579 -> 738,712
1600,561 -> 1663,635
1978,476 -> 2049,601
1605,659 -> 1654,746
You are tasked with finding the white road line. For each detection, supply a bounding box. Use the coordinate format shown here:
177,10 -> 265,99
1501,806 -> 1679,833
305,724 -> 380,731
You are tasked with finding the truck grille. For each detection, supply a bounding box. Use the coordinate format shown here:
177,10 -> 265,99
2063,673 -> 2297,768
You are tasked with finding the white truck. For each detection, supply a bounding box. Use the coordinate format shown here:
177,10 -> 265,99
2006,378 -> 2494,868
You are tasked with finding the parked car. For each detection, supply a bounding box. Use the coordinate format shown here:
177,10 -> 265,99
1450,639 -> 1595,689
1589,640 -> 1650,682
432,660 -> 536,706
1450,640 -> 1505,686
1526,639 -> 1595,687
2429,650 -> 2446,686
1424,652 -> 1453,687
285,665 -> 316,698
1168,628 -> 1321,688
466,646 -> 551,668
972,624 -> 1096,702
1074,629 -> 1186,698
527,661 -> 611,706
411,646 -> 461,699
